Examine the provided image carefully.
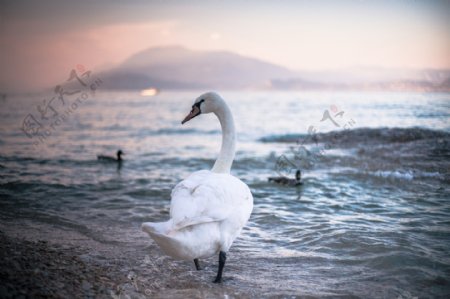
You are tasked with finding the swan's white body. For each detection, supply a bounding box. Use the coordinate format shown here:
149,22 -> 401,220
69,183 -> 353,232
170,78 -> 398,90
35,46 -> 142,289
142,170 -> 252,260
142,92 -> 253,262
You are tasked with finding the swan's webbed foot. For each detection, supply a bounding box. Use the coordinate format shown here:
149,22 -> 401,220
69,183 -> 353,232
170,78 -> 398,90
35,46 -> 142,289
194,258 -> 202,271
213,251 -> 226,283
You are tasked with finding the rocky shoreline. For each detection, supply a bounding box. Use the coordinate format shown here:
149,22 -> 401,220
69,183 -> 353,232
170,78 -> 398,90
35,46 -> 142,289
0,231 -> 117,299
0,219 -> 255,299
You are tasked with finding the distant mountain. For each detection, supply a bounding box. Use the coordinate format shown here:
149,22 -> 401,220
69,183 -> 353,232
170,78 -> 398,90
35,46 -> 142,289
100,46 -> 295,90
273,67 -> 450,91
294,67 -> 450,84
271,77 -> 450,92
99,45 -> 450,91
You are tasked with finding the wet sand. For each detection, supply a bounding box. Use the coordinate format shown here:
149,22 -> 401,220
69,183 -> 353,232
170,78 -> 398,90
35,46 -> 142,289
0,231 -> 115,298
0,219 -> 263,299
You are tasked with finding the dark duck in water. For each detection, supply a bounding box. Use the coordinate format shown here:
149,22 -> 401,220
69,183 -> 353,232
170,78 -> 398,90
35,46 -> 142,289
97,150 -> 124,162
268,170 -> 302,186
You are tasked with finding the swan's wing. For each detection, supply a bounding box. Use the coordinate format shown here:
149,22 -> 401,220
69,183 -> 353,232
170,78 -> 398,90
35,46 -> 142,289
170,171 -> 231,227
169,170 -> 251,230
172,215 -> 219,231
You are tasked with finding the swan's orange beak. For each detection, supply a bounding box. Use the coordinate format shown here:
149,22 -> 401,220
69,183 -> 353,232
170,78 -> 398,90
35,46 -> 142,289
181,106 -> 201,124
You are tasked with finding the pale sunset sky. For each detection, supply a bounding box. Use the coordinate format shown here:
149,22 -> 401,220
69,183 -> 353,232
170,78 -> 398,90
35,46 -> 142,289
1,0 -> 449,91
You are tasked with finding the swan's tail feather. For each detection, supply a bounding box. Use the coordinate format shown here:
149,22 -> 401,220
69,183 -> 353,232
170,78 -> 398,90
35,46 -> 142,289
141,221 -> 194,260
141,221 -> 171,235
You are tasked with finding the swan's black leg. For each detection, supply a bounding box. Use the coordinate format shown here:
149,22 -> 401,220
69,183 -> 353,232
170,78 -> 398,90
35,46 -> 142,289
213,251 -> 226,283
194,258 -> 202,270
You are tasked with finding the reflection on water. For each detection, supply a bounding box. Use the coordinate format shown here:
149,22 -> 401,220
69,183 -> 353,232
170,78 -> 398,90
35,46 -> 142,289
0,91 -> 449,297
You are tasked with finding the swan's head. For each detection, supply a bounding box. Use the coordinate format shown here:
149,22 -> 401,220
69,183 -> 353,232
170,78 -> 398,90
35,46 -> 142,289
181,92 -> 223,124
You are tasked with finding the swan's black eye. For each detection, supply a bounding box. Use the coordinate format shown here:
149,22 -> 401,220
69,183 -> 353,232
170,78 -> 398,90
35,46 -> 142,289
192,99 -> 205,109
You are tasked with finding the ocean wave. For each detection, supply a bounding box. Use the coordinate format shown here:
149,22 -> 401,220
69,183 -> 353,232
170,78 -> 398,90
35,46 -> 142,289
259,127 -> 450,146
373,170 -> 445,181
156,128 -> 220,135
373,170 -> 414,181
259,133 -> 307,143
133,127 -> 220,136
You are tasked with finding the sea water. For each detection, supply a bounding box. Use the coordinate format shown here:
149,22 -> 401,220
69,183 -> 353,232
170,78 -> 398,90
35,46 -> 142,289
0,91 -> 449,298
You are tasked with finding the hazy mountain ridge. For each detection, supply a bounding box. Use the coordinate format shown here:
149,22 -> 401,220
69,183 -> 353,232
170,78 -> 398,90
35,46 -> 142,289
100,46 -> 450,91
101,46 -> 295,90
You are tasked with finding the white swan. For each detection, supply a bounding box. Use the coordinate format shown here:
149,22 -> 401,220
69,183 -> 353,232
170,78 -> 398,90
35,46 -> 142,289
141,92 -> 253,283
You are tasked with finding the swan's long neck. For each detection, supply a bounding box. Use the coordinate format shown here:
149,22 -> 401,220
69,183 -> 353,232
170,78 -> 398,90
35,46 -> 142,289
211,102 -> 236,173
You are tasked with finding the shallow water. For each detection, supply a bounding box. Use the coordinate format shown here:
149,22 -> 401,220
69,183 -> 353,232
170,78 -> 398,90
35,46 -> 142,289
0,91 -> 450,298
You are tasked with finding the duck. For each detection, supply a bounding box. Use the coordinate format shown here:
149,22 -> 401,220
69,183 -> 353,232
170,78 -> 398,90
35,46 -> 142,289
141,92 -> 253,283
268,169 -> 302,186
97,150 -> 124,162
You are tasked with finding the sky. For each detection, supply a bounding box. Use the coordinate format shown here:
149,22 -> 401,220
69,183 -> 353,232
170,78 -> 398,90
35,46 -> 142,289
1,0 -> 449,91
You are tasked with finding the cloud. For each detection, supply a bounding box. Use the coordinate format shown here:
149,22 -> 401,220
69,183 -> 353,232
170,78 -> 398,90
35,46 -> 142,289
0,20 -> 179,91
210,32 -> 221,41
